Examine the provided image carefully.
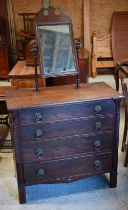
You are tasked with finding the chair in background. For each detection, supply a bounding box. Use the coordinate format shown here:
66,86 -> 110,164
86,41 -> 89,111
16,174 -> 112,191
91,31 -> 114,77
16,13 -> 37,60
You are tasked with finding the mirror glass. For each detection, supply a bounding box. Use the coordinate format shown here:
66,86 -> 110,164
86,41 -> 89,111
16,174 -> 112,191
37,24 -> 77,77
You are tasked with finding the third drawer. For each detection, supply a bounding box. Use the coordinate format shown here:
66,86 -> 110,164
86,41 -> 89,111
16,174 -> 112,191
22,131 -> 114,163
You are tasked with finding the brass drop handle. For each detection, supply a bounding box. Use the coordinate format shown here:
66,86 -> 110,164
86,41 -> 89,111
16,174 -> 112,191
35,129 -> 43,139
94,140 -> 102,151
35,113 -> 42,122
94,122 -> 102,131
36,168 -> 45,178
95,160 -> 102,171
36,148 -> 44,158
94,105 -> 102,114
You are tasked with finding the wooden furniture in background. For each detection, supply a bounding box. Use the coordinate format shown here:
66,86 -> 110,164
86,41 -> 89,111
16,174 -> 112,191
0,45 -> 9,78
0,86 -> 17,150
78,48 -> 89,82
0,86 -> 17,126
91,31 -> 114,78
8,61 -> 45,88
0,16 -> 9,78
6,82 -> 123,203
16,13 -> 37,60
18,13 -> 37,37
111,11 -> 128,91
25,40 -> 38,66
0,2 -> 10,48
0,0 -> 12,74
111,12 -> 128,167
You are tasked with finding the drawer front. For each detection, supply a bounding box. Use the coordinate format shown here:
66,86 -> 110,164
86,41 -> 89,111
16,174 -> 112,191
23,153 -> 112,184
20,116 -> 114,141
22,132 -> 114,163
19,100 -> 114,125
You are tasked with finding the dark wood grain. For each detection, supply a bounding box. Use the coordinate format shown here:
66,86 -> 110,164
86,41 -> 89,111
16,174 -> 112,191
0,45 -> 9,78
5,82 -> 122,111
111,12 -> 128,62
23,153 -> 112,185
20,116 -> 114,141
19,99 -> 114,125
22,131 -> 113,163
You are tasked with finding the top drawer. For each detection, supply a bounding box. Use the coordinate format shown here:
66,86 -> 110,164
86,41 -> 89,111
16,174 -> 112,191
19,100 -> 114,125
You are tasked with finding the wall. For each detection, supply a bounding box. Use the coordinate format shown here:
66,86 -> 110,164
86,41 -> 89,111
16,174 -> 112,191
12,0 -> 83,39
50,0 -> 83,38
12,0 -> 42,32
90,0 -> 128,37
11,0 -> 128,47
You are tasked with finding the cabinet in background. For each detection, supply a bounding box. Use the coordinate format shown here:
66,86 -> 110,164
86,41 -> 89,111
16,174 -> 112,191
0,45 -> 9,78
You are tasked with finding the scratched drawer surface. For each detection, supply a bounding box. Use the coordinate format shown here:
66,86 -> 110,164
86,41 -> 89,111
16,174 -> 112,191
20,116 -> 114,141
19,100 -> 114,125
22,131 -> 114,163
23,153 -> 112,185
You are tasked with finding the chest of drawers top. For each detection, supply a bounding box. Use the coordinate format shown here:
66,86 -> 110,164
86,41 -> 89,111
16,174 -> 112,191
5,82 -> 123,112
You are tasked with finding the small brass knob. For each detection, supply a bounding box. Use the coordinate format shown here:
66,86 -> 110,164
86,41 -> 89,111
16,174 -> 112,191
35,129 -> 43,139
95,105 -> 102,114
36,148 -> 44,158
36,168 -> 45,178
94,122 -> 102,131
95,160 -> 102,171
35,113 -> 42,123
94,140 -> 102,151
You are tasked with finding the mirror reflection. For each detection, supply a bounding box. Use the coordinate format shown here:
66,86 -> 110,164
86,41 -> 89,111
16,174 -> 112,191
38,24 -> 77,76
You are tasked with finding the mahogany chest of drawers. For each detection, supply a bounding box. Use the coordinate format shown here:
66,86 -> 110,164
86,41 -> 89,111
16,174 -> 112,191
5,82 -> 123,203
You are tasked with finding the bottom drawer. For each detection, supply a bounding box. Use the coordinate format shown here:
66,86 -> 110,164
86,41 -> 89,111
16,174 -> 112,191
24,153 -> 112,185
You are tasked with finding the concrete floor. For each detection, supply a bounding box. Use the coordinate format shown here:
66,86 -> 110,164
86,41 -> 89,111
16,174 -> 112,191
0,75 -> 128,209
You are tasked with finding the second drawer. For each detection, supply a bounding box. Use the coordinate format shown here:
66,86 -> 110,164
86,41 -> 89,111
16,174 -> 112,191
20,116 -> 114,141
